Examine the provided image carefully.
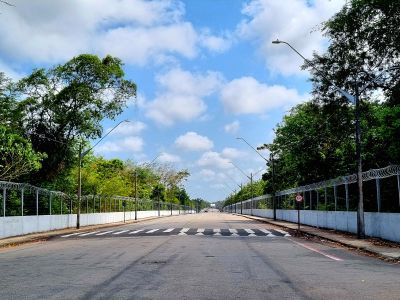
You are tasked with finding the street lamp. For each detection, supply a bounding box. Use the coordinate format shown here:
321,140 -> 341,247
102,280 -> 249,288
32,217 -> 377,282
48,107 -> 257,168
236,137 -> 277,219
77,120 -> 129,229
229,161 -> 254,216
272,39 -> 398,238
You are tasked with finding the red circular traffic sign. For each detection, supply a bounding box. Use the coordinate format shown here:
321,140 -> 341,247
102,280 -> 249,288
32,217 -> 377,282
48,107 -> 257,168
295,194 -> 303,202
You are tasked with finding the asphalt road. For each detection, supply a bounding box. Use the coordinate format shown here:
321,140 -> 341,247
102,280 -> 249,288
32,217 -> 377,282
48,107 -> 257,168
0,213 -> 399,300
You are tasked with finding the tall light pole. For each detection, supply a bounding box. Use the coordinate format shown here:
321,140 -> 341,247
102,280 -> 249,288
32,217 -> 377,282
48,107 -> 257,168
236,137 -> 276,219
272,39 -> 398,238
223,172 -> 242,214
77,120 -> 129,229
229,161 -> 254,216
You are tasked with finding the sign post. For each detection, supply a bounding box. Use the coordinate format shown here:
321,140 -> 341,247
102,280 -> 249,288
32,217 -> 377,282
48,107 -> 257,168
295,193 -> 303,232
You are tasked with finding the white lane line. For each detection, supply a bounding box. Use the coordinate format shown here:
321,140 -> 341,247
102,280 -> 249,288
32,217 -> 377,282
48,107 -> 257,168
129,229 -> 144,235
244,229 -> 255,234
96,231 -> 114,236
163,228 -> 175,233
113,230 -> 129,235
146,229 -> 159,234
274,229 -> 291,237
79,231 -> 100,237
291,240 -> 343,261
197,228 -> 205,233
259,229 -> 276,237
61,232 -> 84,238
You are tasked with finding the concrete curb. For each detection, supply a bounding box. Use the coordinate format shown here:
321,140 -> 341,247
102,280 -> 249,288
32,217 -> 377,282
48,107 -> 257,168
0,214 -> 184,249
235,213 -> 400,261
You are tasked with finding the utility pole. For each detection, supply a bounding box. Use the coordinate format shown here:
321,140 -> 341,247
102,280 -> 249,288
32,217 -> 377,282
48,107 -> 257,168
77,142 -> 82,229
250,172 -> 254,216
134,169 -> 138,220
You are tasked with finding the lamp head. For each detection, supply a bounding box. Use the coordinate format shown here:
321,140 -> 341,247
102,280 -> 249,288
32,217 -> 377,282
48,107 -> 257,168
272,39 -> 282,44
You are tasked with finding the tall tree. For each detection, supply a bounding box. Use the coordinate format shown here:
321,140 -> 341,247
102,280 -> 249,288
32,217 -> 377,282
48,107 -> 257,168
16,54 -> 136,182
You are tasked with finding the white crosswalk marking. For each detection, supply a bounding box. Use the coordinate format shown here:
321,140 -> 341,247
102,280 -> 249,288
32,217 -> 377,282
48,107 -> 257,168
213,228 -> 221,236
129,229 -> 143,235
274,229 -> 291,237
163,228 -> 175,233
113,230 -> 129,235
96,231 -> 114,236
146,229 -> 159,234
197,228 -> 205,233
229,228 -> 238,236
244,229 -> 256,236
61,232 -> 84,238
178,228 -> 190,235
259,229 -> 276,237
79,231 -> 99,237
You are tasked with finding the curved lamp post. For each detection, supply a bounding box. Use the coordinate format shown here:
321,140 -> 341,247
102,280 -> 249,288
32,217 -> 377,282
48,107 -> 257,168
229,161 -> 254,216
272,39 -> 398,238
77,120 -> 129,229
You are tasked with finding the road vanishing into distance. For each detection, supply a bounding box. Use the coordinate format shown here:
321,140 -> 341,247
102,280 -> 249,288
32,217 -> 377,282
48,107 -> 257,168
0,212 -> 399,299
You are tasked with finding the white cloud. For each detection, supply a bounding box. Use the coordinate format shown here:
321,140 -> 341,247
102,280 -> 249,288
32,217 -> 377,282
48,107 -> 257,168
96,136 -> 144,153
175,132 -> 213,151
199,29 -> 232,53
237,0 -> 345,76
197,151 -> 231,169
224,120 -> 240,134
158,152 -> 181,163
106,121 -> 146,136
0,0 -> 195,66
220,76 -> 306,114
146,68 -> 223,125
221,148 -> 244,160
199,169 -> 216,177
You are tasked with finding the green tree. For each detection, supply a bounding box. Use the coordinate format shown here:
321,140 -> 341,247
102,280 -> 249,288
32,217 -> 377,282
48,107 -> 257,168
0,126 -> 45,181
16,54 -> 136,182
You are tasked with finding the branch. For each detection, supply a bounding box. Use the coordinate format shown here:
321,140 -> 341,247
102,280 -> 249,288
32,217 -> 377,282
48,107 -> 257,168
1,1 -> 15,6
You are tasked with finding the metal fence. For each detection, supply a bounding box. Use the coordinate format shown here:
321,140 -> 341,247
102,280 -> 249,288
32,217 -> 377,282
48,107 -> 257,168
0,181 -> 193,217
224,165 -> 400,213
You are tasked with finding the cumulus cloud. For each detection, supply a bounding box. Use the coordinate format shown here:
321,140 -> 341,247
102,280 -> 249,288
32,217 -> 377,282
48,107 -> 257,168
96,136 -> 144,153
106,121 -> 146,136
221,148 -> 244,160
197,151 -> 232,169
158,152 -> 181,163
0,0 -> 233,68
237,0 -> 345,76
224,120 -> 240,134
146,68 -> 223,125
199,29 -> 232,53
175,132 -> 214,151
220,76 -> 306,114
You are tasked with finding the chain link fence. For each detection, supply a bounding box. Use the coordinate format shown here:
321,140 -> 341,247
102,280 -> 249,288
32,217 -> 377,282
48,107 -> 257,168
0,181 -> 193,217
225,165 -> 400,213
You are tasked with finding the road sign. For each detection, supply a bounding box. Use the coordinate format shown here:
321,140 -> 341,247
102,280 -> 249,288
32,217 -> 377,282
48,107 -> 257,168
295,194 -> 303,202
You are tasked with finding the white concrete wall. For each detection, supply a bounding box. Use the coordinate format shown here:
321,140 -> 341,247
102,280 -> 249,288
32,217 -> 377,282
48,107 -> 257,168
0,210 -> 194,239
240,209 -> 400,243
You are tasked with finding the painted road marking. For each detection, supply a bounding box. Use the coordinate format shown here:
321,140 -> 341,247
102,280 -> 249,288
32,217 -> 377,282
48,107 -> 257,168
274,229 -> 291,237
259,229 -> 276,237
129,229 -> 144,234
95,231 -> 114,236
79,231 -> 100,237
163,228 -> 175,233
113,230 -> 129,235
291,240 -> 343,261
61,232 -> 85,238
145,229 -> 159,234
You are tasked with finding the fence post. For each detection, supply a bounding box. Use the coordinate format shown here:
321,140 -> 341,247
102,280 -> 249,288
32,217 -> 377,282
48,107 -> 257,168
94,197 -> 96,213
376,178 -> 381,212
21,189 -> 24,216
3,188 -> 6,217
61,196 -> 63,215
49,193 -> 52,215
345,183 -> 349,211
316,190 -> 319,210
36,189 -> 39,216
324,187 -> 327,209
303,191 -> 305,209
334,185 -> 337,211
397,175 -> 400,207
309,191 -> 312,210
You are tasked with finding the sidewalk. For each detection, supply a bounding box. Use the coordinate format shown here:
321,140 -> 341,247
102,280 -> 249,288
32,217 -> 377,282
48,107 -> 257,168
239,214 -> 400,261
0,216 -> 162,249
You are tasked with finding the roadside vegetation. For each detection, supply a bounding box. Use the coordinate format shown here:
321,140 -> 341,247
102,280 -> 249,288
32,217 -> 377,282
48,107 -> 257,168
0,55 -> 207,211
224,0 -> 400,207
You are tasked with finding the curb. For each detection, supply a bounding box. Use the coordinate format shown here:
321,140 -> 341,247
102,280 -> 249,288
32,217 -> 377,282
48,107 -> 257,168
235,213 -> 400,261
0,213 -> 185,249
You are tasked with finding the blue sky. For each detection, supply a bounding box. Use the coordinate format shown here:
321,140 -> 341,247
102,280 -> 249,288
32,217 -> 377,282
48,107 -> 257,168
0,0 -> 345,202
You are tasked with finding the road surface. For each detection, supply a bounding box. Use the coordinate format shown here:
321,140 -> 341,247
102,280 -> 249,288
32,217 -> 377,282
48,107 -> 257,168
0,212 -> 399,299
